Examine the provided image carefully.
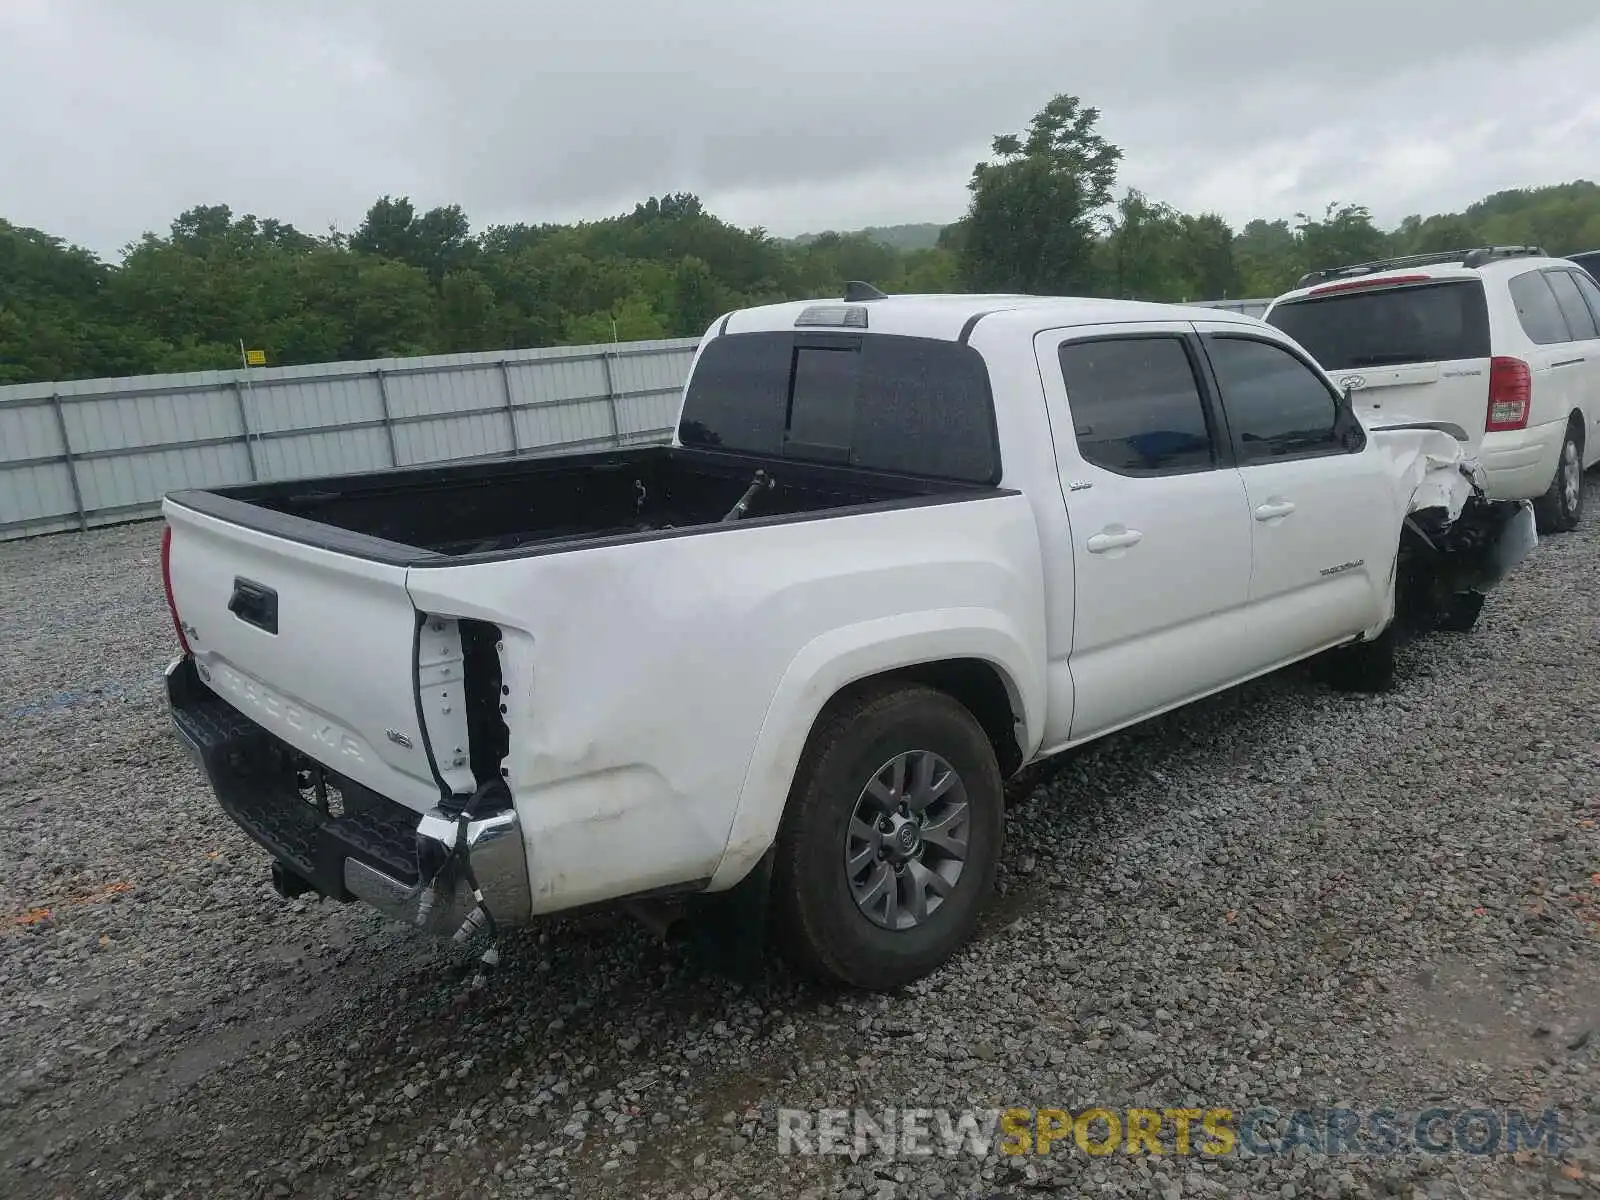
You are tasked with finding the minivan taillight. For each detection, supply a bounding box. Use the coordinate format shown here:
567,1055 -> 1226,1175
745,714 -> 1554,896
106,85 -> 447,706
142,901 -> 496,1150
1485,356 -> 1532,432
160,524 -> 191,654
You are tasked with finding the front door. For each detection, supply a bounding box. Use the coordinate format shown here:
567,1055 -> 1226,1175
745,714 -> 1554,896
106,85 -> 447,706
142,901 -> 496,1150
1193,324 -> 1395,666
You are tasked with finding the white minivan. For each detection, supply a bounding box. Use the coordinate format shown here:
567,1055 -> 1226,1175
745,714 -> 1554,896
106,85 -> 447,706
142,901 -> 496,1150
1263,246 -> 1600,533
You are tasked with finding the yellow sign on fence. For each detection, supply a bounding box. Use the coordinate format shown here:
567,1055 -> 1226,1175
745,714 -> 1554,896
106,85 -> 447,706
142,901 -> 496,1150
244,349 -> 266,366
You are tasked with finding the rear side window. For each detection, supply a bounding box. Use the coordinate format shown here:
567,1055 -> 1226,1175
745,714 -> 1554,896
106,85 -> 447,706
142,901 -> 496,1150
678,331 -> 999,483
1206,336 -> 1345,461
1545,271 -> 1600,340
1057,336 -> 1214,474
1265,280 -> 1490,370
1508,271 -> 1572,344
1572,269 -> 1600,324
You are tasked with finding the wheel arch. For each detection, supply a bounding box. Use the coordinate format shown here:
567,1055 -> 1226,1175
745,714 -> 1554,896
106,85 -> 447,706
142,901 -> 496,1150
705,612 -> 1042,891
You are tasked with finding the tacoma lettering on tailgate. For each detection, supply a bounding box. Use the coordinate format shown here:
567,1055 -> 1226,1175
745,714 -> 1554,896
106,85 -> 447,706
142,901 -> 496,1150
214,663 -> 366,763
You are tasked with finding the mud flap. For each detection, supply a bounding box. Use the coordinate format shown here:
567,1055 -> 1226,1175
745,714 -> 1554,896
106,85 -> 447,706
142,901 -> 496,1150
1478,501 -> 1538,589
679,848 -> 775,983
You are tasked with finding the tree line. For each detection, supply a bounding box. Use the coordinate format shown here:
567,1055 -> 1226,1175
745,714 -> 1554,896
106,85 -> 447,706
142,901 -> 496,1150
4,92 -> 1600,385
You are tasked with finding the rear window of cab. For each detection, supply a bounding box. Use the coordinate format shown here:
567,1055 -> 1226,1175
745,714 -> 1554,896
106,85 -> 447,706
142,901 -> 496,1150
677,330 -> 1001,484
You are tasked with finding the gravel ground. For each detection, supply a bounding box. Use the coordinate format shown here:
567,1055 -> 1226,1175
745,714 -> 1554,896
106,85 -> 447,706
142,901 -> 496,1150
2,500 -> 1598,1200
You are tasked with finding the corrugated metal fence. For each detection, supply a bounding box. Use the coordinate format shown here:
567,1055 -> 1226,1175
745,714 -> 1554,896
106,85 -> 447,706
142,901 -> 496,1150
0,297 -> 1272,542
1198,298 -> 1270,318
0,337 -> 700,541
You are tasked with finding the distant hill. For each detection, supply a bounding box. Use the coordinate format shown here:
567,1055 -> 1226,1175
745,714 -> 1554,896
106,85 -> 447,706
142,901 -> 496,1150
785,223 -> 949,252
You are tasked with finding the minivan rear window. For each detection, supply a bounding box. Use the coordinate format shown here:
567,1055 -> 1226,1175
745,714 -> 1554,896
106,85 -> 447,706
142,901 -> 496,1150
1265,280 -> 1490,371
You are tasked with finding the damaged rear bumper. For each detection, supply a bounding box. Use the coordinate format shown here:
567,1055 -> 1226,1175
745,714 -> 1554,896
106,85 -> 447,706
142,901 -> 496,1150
165,654 -> 531,936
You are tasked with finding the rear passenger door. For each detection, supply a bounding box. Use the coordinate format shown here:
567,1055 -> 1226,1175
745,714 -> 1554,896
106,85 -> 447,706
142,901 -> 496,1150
1035,323 -> 1255,743
1193,325 -> 1395,665
1545,268 -> 1600,469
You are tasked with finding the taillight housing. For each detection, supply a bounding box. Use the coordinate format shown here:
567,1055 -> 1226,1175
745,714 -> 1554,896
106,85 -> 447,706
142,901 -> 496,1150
160,524 -> 191,654
1485,356 -> 1532,432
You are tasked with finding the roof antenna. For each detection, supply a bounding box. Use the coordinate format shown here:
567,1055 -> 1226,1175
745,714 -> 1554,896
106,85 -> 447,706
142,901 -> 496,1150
843,280 -> 889,302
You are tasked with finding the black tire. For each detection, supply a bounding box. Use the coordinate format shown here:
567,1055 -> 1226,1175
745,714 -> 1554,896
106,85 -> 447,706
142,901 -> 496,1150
771,684 -> 1003,991
1533,420 -> 1584,534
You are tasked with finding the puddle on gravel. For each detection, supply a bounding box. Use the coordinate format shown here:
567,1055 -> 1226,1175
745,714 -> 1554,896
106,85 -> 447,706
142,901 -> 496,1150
1389,954 -> 1600,1077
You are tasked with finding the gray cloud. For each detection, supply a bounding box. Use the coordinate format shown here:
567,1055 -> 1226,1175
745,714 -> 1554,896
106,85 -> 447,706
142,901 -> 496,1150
3,0 -> 1598,256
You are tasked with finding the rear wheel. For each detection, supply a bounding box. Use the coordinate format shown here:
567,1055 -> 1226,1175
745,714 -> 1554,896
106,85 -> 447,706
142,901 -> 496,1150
1533,421 -> 1584,534
771,684 -> 1003,991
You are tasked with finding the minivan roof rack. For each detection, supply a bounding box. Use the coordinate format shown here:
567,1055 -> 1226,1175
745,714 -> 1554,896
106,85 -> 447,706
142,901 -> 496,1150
1296,245 -> 1547,289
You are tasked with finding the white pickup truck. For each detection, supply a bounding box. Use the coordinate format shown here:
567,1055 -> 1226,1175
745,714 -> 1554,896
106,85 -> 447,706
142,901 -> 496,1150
161,291 -> 1536,990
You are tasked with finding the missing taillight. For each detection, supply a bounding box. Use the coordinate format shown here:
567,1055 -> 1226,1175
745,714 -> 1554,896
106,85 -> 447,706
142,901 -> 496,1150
459,620 -> 510,787
160,524 -> 191,654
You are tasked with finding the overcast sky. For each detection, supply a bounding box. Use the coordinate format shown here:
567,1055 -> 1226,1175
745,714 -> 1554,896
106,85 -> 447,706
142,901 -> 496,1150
3,0 -> 1599,258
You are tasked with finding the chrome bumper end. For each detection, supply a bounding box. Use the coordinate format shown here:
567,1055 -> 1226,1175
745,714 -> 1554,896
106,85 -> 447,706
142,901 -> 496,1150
343,806 -> 532,937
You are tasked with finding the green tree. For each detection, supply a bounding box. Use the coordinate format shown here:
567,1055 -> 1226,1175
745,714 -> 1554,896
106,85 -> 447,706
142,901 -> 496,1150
435,269 -> 501,352
897,247 -> 960,293
1294,203 -> 1389,279
1174,214 -> 1240,300
352,196 -> 473,283
1234,218 -> 1299,296
1393,213 -> 1480,254
1101,189 -> 1183,299
959,93 -> 1123,294
561,293 -> 670,344
665,256 -> 732,337
7,159 -> 1600,388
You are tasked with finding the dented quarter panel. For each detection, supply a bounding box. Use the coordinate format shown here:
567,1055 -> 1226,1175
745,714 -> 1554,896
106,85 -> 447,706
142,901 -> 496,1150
402,491 -> 1049,912
1367,423 -> 1478,525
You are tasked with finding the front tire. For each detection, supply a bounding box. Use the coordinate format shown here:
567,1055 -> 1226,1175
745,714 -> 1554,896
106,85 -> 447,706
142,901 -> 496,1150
771,684 -> 1004,991
1533,421 -> 1584,534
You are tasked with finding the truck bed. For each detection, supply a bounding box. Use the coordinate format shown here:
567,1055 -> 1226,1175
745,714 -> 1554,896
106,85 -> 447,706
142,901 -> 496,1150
166,445 -> 994,565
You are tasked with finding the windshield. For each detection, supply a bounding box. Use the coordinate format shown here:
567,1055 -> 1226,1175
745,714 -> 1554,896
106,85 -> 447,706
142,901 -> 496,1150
1266,279 -> 1490,371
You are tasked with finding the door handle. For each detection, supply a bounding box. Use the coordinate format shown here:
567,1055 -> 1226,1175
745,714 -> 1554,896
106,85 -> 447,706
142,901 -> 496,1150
1254,500 -> 1296,521
1086,528 -> 1144,553
1552,357 -> 1586,369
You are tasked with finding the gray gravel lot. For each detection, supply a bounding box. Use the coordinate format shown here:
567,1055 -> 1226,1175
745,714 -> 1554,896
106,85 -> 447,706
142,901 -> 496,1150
2,502 -> 1598,1200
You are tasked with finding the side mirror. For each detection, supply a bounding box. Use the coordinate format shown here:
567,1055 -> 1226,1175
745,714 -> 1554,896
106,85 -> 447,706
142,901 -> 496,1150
1336,379 -> 1365,451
